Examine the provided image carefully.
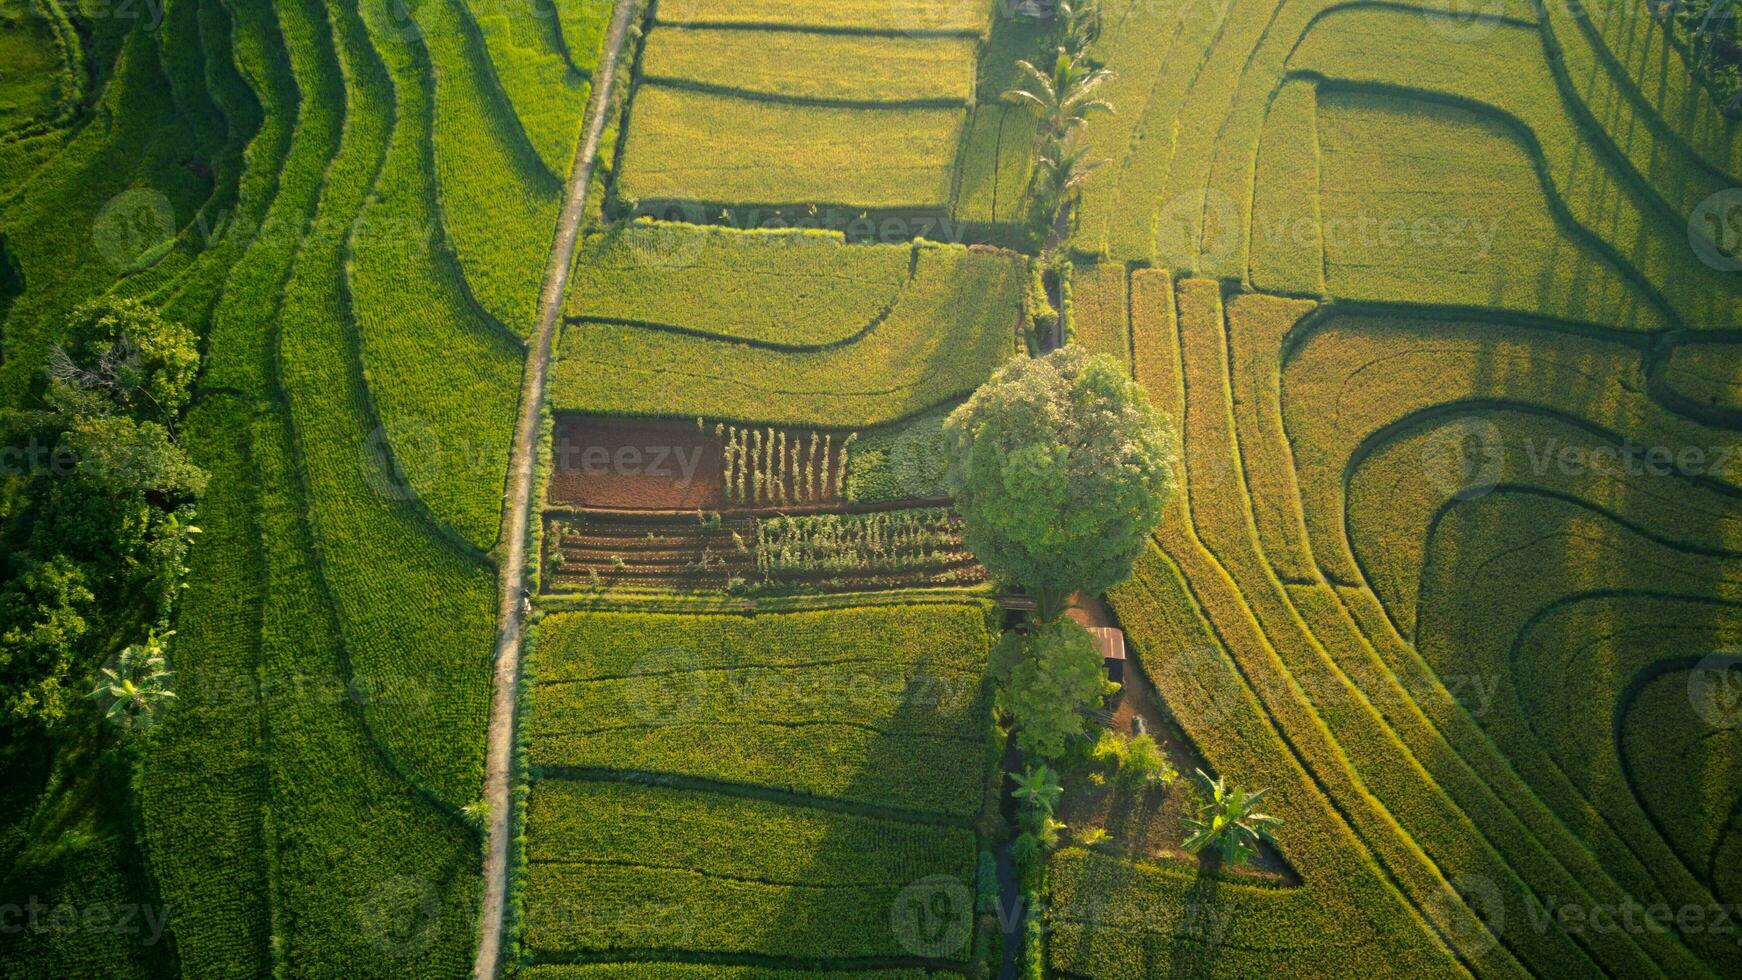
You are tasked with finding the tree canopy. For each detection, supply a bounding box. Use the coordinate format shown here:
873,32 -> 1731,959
992,617 -> 1116,760
0,300 -> 203,730
945,347 -> 1175,620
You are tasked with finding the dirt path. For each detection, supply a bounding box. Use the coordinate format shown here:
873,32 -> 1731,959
473,1 -> 639,975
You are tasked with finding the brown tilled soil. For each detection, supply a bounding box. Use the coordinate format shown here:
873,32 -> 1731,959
548,415 -> 725,510
547,414 -> 853,512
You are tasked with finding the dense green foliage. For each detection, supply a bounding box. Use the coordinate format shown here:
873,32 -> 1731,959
0,300 -> 204,730
946,346 -> 1175,619
844,405 -> 955,504
992,618 -> 1112,760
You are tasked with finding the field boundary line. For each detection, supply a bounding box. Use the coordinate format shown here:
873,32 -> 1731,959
533,767 -> 978,829
474,0 -> 640,974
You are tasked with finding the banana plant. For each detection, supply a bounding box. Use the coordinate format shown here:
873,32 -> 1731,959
1182,769 -> 1280,867
1012,763 -> 1064,816
90,631 -> 178,733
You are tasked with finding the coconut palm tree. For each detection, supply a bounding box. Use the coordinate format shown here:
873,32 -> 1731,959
1182,769 -> 1280,867
1002,47 -> 1116,145
90,631 -> 177,732
1031,133 -> 1107,252
1055,0 -> 1104,56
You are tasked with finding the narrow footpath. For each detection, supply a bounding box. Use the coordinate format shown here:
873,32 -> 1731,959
473,1 -> 640,975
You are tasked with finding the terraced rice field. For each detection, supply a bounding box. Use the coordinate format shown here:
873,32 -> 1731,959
519,606 -> 997,965
615,0 -> 995,220
4,0 -> 1741,977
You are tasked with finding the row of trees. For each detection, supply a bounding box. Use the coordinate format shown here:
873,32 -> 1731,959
1,299 -> 203,736
953,5 -> 1284,871
1003,0 -> 1115,255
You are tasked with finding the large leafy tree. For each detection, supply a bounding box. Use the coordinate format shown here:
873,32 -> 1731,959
992,618 -> 1117,760
945,347 -> 1176,622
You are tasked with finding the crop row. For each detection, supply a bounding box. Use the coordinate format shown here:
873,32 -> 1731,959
138,0 -> 331,963
548,243 -> 1022,427
1220,291 -> 1741,972
416,0 -> 563,336
463,0 -> 595,179
521,966 -> 933,979
277,0 -> 497,811
566,223 -> 911,348
754,508 -> 970,578
1050,546 -> 1462,978
722,425 -> 854,506
1620,665 -> 1742,904
143,0 -> 487,974
1285,7 -> 1736,330
523,863 -> 949,959
1219,281 -> 1729,972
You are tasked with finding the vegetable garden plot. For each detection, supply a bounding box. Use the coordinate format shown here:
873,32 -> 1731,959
525,606 -> 993,817
543,410 -> 983,593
